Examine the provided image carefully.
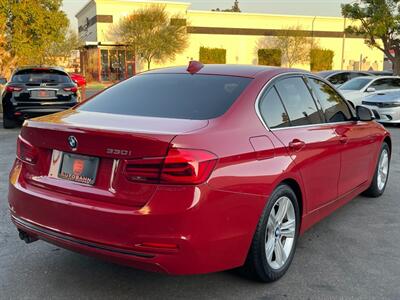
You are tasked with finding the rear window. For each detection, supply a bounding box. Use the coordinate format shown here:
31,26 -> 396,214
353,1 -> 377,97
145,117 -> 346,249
12,69 -> 71,84
79,74 -> 252,120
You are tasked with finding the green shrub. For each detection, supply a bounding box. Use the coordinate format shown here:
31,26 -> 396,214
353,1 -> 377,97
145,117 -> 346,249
199,47 -> 226,64
310,49 -> 334,72
258,49 -> 282,66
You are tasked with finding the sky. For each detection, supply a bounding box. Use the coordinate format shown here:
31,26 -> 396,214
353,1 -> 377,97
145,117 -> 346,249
62,0 -> 353,29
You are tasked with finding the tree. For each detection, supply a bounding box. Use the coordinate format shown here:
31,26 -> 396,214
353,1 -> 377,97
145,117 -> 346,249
0,0 -> 71,77
45,30 -> 82,65
114,5 -> 188,70
0,8 -> 14,78
342,0 -> 400,75
212,0 -> 241,12
273,26 -> 312,68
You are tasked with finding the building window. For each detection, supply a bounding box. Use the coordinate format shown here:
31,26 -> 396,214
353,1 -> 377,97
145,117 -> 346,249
97,48 -> 135,82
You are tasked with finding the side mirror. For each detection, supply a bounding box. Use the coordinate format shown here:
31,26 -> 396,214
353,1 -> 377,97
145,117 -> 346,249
356,105 -> 375,121
0,77 -> 7,85
366,87 -> 376,93
346,100 -> 355,110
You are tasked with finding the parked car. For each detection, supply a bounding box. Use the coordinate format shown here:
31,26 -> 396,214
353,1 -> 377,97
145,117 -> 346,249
69,73 -> 86,87
9,63 -> 391,282
1,66 -> 79,128
339,76 -> 400,106
368,70 -> 393,76
317,70 -> 372,87
362,90 -> 400,124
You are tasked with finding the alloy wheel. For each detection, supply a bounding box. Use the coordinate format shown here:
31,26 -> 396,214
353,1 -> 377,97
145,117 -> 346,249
377,149 -> 389,191
265,196 -> 296,270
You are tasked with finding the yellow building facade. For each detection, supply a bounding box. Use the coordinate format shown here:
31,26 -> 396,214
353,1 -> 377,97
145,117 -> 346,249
76,0 -> 385,81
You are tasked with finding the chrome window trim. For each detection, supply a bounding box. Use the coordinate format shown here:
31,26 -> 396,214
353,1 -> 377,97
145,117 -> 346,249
269,120 -> 356,131
254,72 -> 356,132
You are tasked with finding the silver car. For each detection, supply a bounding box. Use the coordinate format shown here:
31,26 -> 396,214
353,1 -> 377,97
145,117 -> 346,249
362,90 -> 400,124
317,70 -> 372,87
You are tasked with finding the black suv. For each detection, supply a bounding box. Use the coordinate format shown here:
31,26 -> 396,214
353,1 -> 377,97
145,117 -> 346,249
1,66 -> 80,128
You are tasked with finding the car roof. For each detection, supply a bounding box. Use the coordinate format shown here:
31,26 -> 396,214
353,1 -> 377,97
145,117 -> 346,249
142,64 -> 307,79
318,70 -> 370,75
368,75 -> 400,80
14,66 -> 67,73
368,71 -> 393,75
346,75 -> 400,81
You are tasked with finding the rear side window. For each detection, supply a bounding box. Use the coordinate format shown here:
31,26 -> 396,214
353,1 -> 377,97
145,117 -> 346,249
309,78 -> 352,122
259,87 -> 290,129
275,77 -> 323,126
328,72 -> 350,85
79,74 -> 251,120
12,69 -> 71,84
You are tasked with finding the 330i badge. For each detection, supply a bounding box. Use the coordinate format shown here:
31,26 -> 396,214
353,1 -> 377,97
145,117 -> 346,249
8,62 -> 391,282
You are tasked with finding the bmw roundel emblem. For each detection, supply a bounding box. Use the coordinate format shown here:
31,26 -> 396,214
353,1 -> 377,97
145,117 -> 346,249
68,136 -> 78,150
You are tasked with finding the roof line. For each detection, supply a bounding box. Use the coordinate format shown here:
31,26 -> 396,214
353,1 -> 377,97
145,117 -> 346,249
76,0 -> 191,18
187,9 -> 345,21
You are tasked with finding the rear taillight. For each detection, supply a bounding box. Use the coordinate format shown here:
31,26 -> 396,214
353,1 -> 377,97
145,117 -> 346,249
17,136 -> 38,164
5,86 -> 22,92
124,148 -> 218,185
160,148 -> 218,184
64,86 -> 78,93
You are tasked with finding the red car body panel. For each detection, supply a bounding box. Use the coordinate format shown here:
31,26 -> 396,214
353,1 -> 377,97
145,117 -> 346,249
69,73 -> 86,87
8,66 -> 390,275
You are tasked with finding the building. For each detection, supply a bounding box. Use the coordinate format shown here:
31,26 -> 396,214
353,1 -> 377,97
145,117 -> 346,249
76,0 -> 385,82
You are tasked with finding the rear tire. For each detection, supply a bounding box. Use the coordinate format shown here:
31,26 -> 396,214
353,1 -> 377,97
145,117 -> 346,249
3,112 -> 17,129
363,142 -> 390,198
241,184 -> 300,282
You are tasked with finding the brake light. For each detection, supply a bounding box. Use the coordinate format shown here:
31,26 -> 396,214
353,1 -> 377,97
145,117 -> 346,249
124,148 -> 217,185
17,136 -> 38,164
64,86 -> 78,93
161,148 -> 218,184
5,86 -> 22,92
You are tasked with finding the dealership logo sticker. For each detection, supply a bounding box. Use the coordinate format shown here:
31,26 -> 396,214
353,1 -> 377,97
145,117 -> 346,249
68,136 -> 78,151
73,159 -> 85,175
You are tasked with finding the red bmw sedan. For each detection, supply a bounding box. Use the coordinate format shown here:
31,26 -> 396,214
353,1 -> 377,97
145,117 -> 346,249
9,63 -> 391,282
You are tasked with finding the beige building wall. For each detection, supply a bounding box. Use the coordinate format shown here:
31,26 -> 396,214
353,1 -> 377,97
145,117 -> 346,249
76,1 -> 98,42
95,0 -> 190,44
76,0 -> 385,78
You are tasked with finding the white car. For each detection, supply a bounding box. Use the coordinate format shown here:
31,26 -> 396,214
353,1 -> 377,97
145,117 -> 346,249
339,76 -> 400,106
362,90 -> 400,124
317,70 -> 372,87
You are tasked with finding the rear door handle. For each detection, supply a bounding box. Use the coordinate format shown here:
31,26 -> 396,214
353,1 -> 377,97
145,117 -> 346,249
289,139 -> 305,151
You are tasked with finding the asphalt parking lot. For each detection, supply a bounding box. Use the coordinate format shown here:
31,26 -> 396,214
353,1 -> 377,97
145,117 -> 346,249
0,122 -> 399,299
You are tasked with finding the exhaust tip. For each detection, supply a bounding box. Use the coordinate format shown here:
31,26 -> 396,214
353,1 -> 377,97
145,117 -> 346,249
18,229 -> 38,244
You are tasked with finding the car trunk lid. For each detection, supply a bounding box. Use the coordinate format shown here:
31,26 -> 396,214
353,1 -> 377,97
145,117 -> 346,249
18,110 -> 208,207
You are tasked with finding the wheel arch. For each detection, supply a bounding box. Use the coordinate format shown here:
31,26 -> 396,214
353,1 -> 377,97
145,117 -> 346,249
279,178 -> 304,222
384,135 -> 392,155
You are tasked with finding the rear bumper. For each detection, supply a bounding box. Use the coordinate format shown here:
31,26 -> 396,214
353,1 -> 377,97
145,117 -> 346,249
3,100 -> 77,120
11,215 -> 167,273
8,161 -> 265,275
